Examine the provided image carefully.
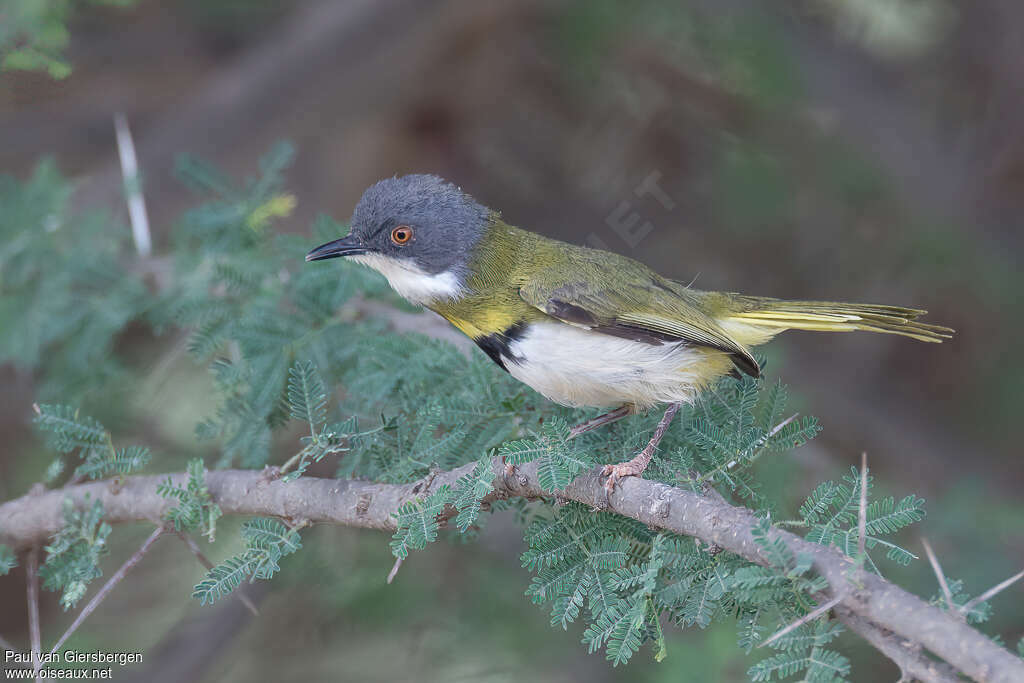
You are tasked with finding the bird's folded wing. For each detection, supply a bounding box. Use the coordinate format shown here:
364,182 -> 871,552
518,275 -> 760,377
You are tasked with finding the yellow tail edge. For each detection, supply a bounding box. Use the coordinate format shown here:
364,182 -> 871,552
725,298 -> 954,343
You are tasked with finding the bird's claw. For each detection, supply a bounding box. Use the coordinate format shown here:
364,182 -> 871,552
502,459 -> 519,487
601,460 -> 646,496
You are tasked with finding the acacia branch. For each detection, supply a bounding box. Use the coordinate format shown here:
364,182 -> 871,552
1,462 -> 1021,682
835,607 -> 961,683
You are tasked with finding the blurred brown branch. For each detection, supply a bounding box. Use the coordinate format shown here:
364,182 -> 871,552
1,461 -> 1021,682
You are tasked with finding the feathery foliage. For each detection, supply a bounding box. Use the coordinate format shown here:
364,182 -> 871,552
34,404 -> 150,481
390,486 -> 452,560
157,459 -> 223,542
38,496 -> 111,610
287,360 -> 327,436
928,577 -> 994,625
192,517 -> 302,605
451,453 -> 497,532
0,163 -> 149,403
801,467 -> 924,572
0,0 -> 140,78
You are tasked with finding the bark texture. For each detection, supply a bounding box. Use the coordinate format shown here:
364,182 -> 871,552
1,460 -> 1021,682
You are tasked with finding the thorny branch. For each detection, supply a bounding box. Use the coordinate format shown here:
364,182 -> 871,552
1,462 -> 1022,682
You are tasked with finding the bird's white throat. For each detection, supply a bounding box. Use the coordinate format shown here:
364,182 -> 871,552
348,253 -> 464,305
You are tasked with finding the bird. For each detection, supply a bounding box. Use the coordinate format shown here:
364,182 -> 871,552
306,174 -> 953,492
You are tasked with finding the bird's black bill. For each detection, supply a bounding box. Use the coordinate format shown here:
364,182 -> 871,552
305,235 -> 368,262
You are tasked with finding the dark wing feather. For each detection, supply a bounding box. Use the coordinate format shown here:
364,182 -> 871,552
519,274 -> 760,377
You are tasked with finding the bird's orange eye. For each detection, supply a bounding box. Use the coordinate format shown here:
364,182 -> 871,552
391,225 -> 413,244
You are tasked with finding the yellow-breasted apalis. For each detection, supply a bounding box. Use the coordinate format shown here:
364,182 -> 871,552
306,175 -> 953,491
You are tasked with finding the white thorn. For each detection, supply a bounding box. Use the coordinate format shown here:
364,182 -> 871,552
114,112 -> 152,257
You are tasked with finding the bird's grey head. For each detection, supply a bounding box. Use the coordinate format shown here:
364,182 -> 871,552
305,174 -> 490,304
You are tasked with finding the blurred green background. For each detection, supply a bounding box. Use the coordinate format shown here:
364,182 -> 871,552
1,0 -> 1022,680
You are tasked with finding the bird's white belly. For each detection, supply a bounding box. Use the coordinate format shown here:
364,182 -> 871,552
503,321 -> 723,409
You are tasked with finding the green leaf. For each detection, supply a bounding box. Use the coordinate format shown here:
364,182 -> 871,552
749,650 -> 808,681
582,597 -> 648,666
192,554 -> 258,606
498,418 -> 588,492
804,646 -> 850,682
737,608 -> 764,653
44,458 -> 65,484
537,453 -> 574,491
76,445 -> 151,480
241,518 -> 302,555
604,599 -> 648,667
864,495 -> 926,535
767,416 -> 821,451
38,496 -> 111,610
727,565 -> 790,603
758,380 -> 788,432
682,566 -> 727,628
287,360 -> 327,436
390,485 -> 452,559
799,481 -> 840,525
767,619 -> 843,652
452,454 -> 495,532
752,516 -> 793,571
33,404 -> 107,453
157,459 -> 222,541
193,517 -> 303,605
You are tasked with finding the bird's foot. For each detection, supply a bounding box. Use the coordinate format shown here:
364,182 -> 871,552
601,456 -> 650,495
600,402 -> 682,498
501,456 -> 518,485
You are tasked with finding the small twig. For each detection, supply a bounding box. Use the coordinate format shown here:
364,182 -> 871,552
26,546 -> 42,679
962,568 -> 1024,615
720,414 -> 797,474
113,112 -> 152,257
49,526 -> 166,656
277,449 -> 308,476
386,556 -> 404,584
767,413 -> 799,439
858,452 -> 868,560
921,538 -> 958,618
759,595 -> 842,649
175,531 -> 259,617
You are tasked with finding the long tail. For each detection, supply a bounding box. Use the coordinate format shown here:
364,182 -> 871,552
722,296 -> 954,343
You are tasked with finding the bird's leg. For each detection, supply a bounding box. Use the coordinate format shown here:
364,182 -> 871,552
602,402 -> 681,495
568,405 -> 633,439
508,406 -> 631,488
501,454 -> 517,481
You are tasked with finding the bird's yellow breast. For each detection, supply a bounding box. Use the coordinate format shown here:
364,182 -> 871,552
429,292 -> 540,342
